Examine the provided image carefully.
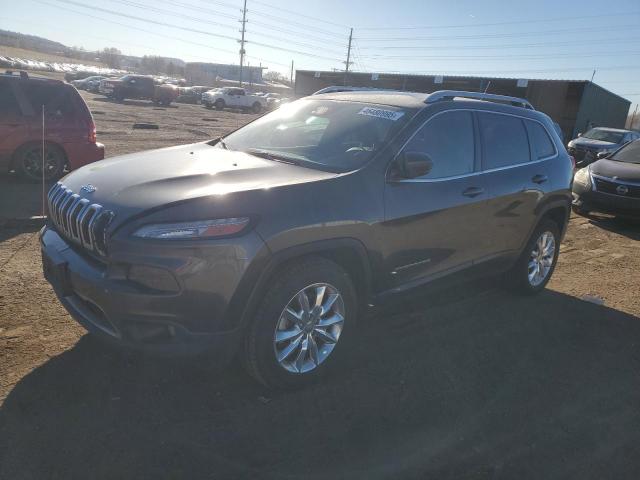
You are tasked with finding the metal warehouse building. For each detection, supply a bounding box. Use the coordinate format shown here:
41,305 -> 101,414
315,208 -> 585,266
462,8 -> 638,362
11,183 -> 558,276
295,70 -> 631,142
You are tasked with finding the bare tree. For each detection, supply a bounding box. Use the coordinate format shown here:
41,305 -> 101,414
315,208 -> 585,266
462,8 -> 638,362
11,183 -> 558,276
101,47 -> 122,69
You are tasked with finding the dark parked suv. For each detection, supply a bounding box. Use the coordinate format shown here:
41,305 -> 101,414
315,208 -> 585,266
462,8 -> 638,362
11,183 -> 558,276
41,90 -> 572,388
0,70 -> 104,180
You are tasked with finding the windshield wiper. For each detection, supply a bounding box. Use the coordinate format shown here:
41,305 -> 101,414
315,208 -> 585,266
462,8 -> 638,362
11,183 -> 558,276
245,149 -> 301,165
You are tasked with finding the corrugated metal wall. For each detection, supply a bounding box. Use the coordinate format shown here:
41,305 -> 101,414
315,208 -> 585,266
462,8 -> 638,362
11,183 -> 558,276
574,83 -> 631,138
295,71 -> 631,142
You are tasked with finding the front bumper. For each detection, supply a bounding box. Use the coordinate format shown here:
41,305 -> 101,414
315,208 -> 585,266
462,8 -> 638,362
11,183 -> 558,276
40,226 -> 261,358
572,182 -> 640,218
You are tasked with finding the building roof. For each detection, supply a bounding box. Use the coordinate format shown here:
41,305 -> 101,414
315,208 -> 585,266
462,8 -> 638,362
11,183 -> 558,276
315,90 -> 429,108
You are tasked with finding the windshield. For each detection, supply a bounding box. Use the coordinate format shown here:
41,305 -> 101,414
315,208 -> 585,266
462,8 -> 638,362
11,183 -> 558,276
221,99 -> 412,171
582,128 -> 625,143
610,139 -> 640,164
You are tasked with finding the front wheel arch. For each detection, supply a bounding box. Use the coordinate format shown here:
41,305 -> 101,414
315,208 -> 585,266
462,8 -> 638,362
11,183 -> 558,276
229,239 -> 373,334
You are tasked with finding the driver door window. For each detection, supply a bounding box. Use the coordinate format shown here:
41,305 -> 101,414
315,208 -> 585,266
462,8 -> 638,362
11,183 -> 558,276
402,110 -> 475,179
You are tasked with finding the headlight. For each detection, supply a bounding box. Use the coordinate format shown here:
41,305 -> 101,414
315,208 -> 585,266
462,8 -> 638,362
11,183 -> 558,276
132,217 -> 250,239
573,167 -> 591,187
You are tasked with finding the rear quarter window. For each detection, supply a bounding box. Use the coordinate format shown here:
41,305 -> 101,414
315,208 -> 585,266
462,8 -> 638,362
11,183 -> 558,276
22,83 -> 78,118
526,121 -> 556,159
479,112 -> 530,169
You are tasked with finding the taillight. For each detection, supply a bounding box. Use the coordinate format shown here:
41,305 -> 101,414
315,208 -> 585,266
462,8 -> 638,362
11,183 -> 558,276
88,119 -> 96,143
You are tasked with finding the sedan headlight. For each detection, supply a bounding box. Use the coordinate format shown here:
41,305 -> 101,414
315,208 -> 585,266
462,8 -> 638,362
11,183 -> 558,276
573,167 -> 591,188
132,217 -> 250,239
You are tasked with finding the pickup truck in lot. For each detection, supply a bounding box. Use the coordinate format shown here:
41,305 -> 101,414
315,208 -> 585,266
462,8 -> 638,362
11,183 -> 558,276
201,87 -> 267,113
99,75 -> 178,105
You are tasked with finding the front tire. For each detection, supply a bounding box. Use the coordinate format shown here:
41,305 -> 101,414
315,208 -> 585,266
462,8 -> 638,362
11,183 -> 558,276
251,102 -> 262,114
243,257 -> 357,389
214,99 -> 225,110
507,219 -> 560,295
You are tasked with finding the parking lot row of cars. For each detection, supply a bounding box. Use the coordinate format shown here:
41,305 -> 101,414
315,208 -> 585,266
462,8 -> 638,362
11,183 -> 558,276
0,54 -> 124,77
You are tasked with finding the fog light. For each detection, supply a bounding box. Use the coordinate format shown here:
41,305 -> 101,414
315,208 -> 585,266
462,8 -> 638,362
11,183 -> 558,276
127,265 -> 180,293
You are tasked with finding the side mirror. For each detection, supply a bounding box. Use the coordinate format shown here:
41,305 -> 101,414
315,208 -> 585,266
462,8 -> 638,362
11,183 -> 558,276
395,151 -> 433,179
597,151 -> 609,159
577,132 -> 582,137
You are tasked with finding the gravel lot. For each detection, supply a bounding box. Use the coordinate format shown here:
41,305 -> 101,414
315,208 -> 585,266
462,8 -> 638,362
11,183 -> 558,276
1,88 -> 640,479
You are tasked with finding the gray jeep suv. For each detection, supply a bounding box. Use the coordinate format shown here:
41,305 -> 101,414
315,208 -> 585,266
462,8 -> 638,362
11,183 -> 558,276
41,90 -> 573,388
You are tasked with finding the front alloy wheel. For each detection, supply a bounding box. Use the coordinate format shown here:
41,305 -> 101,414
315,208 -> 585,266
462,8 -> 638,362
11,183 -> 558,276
243,257 -> 356,389
274,283 -> 345,374
528,231 -> 556,287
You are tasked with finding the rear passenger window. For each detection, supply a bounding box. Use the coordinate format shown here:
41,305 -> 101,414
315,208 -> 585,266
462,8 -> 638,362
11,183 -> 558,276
479,112 -> 530,169
526,121 -> 556,159
403,111 -> 475,179
0,80 -> 21,116
22,84 -> 75,118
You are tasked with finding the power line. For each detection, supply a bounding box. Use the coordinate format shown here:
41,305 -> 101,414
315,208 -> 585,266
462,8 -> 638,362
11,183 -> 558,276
105,0 -> 238,31
365,65 -> 640,76
248,9 -> 347,39
29,0 -> 309,71
359,51 -> 640,61
355,24 -> 640,42
357,36 -> 640,51
357,11 -> 640,30
245,29 -> 345,56
249,0 -> 349,29
42,0 -> 343,62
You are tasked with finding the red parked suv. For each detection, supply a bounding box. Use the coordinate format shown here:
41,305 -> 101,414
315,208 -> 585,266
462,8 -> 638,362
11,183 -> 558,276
0,71 -> 104,181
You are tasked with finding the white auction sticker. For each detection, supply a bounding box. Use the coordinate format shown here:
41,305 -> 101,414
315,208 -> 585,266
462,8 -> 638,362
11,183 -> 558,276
358,107 -> 404,121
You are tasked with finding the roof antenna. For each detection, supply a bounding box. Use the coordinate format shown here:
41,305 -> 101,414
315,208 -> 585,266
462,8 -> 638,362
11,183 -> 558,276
41,104 -> 46,218
483,81 -> 491,93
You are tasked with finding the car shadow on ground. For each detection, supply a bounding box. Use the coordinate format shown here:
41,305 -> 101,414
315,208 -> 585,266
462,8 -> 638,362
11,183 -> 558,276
2,285 -> 640,479
91,97 -> 179,109
585,214 -> 640,241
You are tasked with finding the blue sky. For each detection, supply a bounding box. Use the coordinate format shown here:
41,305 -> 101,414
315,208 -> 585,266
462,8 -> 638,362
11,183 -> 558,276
1,0 -> 639,104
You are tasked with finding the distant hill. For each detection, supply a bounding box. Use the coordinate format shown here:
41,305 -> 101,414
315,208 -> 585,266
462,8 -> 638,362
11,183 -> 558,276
0,29 -> 187,74
0,29 -> 68,55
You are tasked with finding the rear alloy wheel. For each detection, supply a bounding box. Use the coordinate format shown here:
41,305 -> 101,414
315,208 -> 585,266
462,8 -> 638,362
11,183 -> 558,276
507,219 -> 560,294
16,144 -> 66,182
244,257 -> 356,389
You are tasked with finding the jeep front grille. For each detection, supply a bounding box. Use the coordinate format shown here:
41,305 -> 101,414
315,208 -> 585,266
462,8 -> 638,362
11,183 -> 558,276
47,183 -> 114,256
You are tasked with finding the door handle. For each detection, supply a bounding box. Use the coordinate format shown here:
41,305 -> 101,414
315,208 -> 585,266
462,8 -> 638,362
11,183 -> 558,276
531,174 -> 548,184
462,186 -> 485,198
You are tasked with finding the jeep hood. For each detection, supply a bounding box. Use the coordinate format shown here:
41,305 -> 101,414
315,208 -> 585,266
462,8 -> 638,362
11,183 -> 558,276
59,142 -> 337,224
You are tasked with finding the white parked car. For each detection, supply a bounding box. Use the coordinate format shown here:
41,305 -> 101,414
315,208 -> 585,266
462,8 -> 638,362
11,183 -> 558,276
201,87 -> 268,113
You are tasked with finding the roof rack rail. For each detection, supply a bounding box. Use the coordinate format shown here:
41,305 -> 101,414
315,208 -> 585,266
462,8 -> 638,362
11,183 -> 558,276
4,70 -> 29,79
425,90 -> 534,110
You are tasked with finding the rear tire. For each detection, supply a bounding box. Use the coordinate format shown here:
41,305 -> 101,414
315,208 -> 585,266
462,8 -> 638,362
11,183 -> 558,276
251,102 -> 262,114
243,257 -> 357,389
15,143 -> 66,182
506,219 -> 560,295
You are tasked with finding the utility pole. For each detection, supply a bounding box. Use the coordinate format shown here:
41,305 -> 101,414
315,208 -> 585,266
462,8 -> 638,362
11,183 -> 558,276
343,27 -> 353,85
238,0 -> 247,86
290,60 -> 294,86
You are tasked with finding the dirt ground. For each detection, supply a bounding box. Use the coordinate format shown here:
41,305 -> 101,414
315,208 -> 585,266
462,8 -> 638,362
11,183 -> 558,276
1,89 -> 640,479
